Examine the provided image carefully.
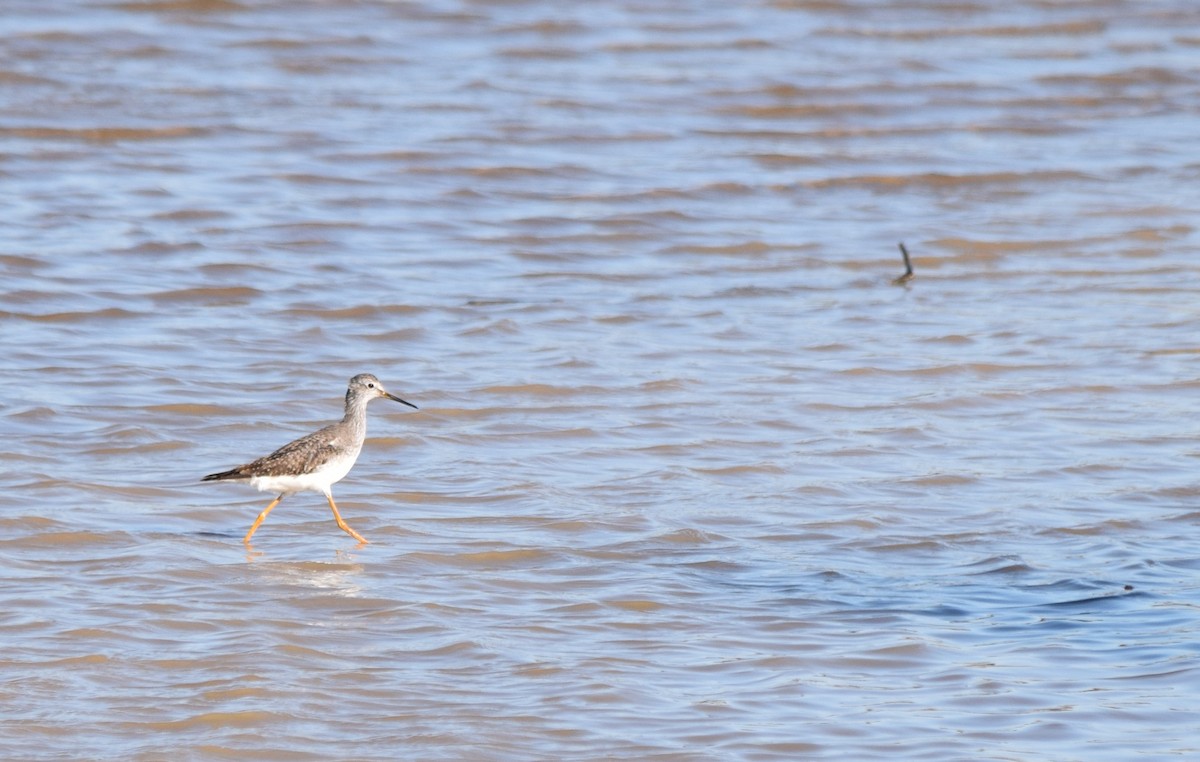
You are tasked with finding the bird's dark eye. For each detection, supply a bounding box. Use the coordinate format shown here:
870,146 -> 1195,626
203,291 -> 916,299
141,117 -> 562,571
368,383 -> 375,388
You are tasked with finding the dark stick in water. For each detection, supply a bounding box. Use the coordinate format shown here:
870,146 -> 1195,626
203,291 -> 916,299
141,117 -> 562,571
893,242 -> 914,284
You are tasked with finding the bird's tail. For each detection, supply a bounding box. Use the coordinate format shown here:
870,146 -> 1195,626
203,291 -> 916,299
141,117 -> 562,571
202,467 -> 248,482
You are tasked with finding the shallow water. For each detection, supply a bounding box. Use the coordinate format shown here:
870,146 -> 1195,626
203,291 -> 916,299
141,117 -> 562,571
2,0 -> 1199,759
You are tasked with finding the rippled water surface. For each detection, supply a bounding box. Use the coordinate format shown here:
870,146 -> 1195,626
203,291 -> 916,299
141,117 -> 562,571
3,0 -> 1200,759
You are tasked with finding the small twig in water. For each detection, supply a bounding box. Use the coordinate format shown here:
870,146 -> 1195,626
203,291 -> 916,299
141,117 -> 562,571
892,242 -> 914,284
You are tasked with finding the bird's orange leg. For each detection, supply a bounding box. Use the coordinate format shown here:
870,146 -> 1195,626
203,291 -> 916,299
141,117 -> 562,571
326,494 -> 368,544
244,495 -> 283,544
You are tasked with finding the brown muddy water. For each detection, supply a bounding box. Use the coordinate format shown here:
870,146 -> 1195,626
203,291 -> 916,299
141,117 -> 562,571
2,1 -> 1199,759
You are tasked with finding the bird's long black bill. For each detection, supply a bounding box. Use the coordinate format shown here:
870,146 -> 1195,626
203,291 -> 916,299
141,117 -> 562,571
387,392 -> 418,409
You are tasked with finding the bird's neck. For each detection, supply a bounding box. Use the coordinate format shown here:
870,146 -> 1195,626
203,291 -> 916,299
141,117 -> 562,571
341,399 -> 370,429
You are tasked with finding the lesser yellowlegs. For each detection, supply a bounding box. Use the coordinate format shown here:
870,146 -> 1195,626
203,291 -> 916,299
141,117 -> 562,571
203,373 -> 417,544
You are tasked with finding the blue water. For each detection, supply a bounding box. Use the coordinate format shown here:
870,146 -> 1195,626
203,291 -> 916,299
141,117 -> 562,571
2,0 -> 1199,759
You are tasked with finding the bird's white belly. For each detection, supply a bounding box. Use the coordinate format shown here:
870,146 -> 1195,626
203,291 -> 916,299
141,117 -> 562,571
248,447 -> 361,496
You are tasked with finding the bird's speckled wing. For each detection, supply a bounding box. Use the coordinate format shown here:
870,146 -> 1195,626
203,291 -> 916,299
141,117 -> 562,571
236,425 -> 348,478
